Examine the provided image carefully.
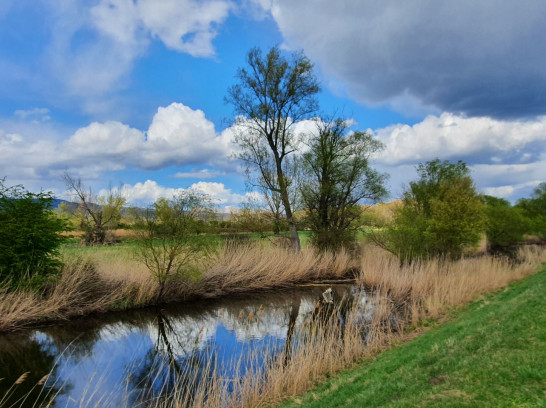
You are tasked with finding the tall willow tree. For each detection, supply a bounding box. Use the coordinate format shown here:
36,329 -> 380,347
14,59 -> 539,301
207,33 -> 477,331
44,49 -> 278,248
226,46 -> 320,251
301,119 -> 387,252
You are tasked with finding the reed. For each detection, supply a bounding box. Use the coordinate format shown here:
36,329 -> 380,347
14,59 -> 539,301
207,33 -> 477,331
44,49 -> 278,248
0,242 -> 357,332
153,245 -> 546,408
2,245 -> 545,407
358,245 -> 546,325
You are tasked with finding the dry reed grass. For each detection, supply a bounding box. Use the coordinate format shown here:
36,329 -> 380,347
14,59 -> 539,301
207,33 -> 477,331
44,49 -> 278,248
2,245 -> 545,407
0,242 -> 357,332
160,245 -> 546,408
358,245 -> 546,325
0,258 -> 124,331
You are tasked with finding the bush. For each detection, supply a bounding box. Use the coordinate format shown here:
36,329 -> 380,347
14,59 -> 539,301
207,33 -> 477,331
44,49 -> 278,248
134,192 -> 216,301
516,182 -> 546,242
0,179 -> 66,288
483,196 -> 529,256
377,160 -> 485,262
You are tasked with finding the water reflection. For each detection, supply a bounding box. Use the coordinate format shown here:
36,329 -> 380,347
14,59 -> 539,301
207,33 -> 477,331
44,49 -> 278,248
0,285 -> 373,407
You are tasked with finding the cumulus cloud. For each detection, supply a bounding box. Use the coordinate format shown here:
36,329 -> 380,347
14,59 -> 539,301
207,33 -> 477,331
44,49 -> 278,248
371,113 -> 546,201
90,0 -> 232,57
117,179 -> 251,207
374,113 -> 546,165
259,0 -> 546,118
0,102 -> 236,189
3,103 -> 544,203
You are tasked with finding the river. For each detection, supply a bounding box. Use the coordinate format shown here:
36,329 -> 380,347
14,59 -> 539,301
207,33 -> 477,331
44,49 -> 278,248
0,284 -> 374,407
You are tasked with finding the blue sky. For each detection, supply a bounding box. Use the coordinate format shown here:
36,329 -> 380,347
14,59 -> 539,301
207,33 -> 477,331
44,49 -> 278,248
1,0 -> 545,208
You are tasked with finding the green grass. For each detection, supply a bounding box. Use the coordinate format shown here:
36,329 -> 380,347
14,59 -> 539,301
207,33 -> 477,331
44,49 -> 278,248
281,266 -> 546,408
60,230 -> 316,256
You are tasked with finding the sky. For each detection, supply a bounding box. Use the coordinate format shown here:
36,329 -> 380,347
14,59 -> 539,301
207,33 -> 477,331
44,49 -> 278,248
1,0 -> 545,208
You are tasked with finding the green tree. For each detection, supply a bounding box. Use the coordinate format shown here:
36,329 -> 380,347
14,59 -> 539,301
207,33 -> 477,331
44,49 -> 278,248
378,159 -> 485,262
0,179 -> 66,287
226,46 -> 320,251
301,119 -> 387,252
135,192 -> 215,302
516,182 -> 546,242
483,195 -> 529,255
64,174 -> 126,245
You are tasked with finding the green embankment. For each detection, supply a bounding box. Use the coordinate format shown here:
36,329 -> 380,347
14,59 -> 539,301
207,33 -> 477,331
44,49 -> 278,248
282,266 -> 546,407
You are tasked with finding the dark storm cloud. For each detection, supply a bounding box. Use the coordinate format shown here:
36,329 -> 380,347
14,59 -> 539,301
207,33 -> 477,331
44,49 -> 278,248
270,0 -> 546,118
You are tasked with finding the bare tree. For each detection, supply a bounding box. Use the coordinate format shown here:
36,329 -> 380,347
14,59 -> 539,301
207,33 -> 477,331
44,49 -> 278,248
64,173 -> 126,245
226,46 -> 320,251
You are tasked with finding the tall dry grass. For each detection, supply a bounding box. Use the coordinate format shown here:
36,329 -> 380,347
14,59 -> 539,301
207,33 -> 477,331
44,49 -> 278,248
155,245 -> 546,408
0,258 -> 124,331
358,245 -> 546,325
0,242 -> 356,332
2,245 -> 545,407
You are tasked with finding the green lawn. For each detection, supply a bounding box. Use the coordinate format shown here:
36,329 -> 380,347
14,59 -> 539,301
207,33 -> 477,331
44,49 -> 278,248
281,266 -> 546,407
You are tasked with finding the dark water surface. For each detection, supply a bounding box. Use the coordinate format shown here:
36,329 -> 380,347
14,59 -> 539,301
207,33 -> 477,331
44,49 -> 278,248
0,285 -> 373,407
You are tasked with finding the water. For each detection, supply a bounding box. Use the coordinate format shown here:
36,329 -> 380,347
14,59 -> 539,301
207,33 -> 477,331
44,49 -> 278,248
0,285 -> 373,407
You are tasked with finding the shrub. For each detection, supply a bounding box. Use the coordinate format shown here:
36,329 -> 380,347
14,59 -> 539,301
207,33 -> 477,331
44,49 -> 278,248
516,182 -> 546,242
377,160 -> 485,262
483,195 -> 529,256
134,192 -> 216,301
0,179 -> 66,288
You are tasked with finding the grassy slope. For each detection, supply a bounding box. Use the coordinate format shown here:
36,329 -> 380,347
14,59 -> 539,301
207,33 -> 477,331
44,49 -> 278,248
282,266 -> 546,408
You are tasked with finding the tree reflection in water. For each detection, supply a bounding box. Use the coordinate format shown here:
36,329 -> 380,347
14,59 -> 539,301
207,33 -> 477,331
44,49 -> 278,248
0,285 -> 372,407
0,333 -> 64,407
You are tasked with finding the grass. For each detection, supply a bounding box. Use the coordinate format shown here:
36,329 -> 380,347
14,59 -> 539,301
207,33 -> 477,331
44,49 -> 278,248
280,264 -> 546,407
0,239 -> 356,331
1,245 -> 545,407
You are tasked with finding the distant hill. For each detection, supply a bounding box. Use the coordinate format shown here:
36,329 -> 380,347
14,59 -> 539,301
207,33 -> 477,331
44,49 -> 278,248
50,198 -> 78,211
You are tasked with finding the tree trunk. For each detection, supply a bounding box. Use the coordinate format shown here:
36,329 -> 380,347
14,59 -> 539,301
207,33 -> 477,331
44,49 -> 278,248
277,166 -> 301,252
288,221 -> 301,252
283,295 -> 301,367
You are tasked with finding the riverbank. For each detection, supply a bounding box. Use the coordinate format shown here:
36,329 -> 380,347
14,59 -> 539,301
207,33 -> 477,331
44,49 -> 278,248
0,242 -> 356,332
1,245 -> 545,406
281,261 -> 546,407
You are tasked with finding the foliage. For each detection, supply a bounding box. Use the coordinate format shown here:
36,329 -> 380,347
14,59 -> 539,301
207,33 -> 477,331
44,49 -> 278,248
516,182 -> 546,241
0,179 -> 66,288
300,119 -> 387,252
134,191 -> 216,302
378,159 -> 485,262
64,174 -> 126,245
232,208 -> 275,236
483,195 -> 529,255
359,201 -> 401,228
226,46 -> 320,251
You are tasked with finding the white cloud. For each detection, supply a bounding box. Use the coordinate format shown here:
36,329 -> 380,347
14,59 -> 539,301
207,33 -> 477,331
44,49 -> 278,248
3,102 -> 544,203
91,0 -> 232,57
7,0 -> 233,112
117,179 -> 250,207
0,102 -> 237,190
142,103 -> 220,168
374,113 -> 546,165
370,113 -> 546,201
13,108 -> 51,122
